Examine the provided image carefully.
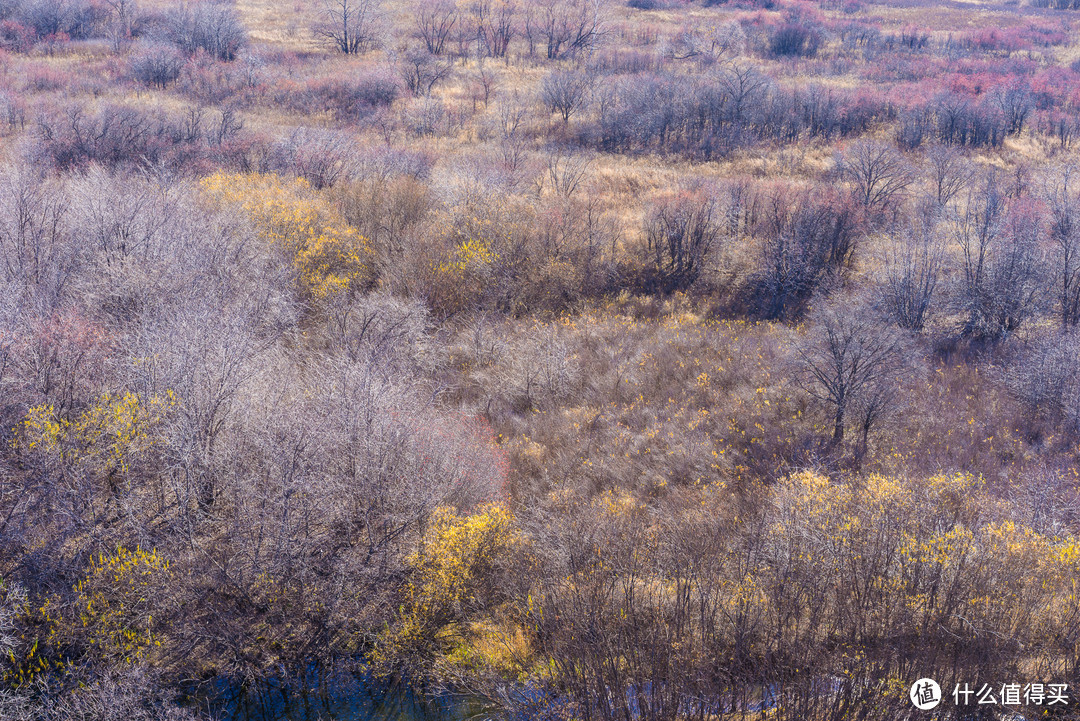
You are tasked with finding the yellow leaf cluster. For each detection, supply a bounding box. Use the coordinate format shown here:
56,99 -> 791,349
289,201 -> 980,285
73,547 -> 170,665
201,172 -> 375,298
774,471 -> 1080,641
17,391 -> 176,476
371,504 -> 514,672
436,238 -> 498,275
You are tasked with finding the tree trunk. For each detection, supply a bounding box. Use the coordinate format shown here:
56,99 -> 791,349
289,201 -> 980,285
830,405 -> 845,448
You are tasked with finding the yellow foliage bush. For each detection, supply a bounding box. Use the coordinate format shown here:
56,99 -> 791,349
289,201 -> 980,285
2,548 -> 170,689
201,172 -> 376,298
17,391 -> 176,478
1,580 -> 59,690
371,504 -> 515,672
73,547 -> 170,665
773,471 -> 1080,653
428,234 -> 501,316
437,238 -> 499,275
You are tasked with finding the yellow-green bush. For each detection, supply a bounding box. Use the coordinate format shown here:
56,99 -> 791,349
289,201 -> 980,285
72,547 -> 170,665
2,548 -> 170,689
201,172 -> 376,299
371,504 -> 515,672
17,391 -> 176,480
1,580 -> 59,690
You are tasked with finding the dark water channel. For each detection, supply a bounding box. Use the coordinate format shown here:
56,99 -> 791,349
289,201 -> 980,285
193,668 -> 503,721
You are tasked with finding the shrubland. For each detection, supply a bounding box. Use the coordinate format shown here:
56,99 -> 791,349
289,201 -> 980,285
2,0 -> 1080,718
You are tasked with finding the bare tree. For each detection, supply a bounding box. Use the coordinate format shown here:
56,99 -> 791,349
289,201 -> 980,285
415,0 -> 457,55
718,62 -> 769,128
952,171 -> 1048,340
795,296 -> 907,449
468,50 -> 497,109
315,0 -> 384,55
1045,166 -> 1080,328
837,139 -> 915,211
540,68 -> 592,123
876,199 -> 946,332
104,0 -> 137,49
992,82 -> 1034,136
536,0 -> 606,60
399,47 -> 453,96
473,0 -> 517,58
925,143 -> 972,208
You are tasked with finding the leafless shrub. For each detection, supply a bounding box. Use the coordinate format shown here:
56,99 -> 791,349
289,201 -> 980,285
0,579 -> 23,658
794,295 -> 908,451
836,138 -> 915,211
32,667 -> 208,720
755,188 -> 865,319
399,46 -> 453,97
104,0 -> 137,49
68,166 -> 172,267
767,17 -> 822,58
719,62 -> 770,128
324,291 -> 433,374
415,0 -> 456,55
164,1 -> 246,61
349,144 -> 434,183
540,68 -> 592,123
501,324 -> 578,412
1012,465 -> 1080,536
269,127 -> 358,189
102,184 -> 298,514
924,143 -> 972,208
951,171 -> 1048,341
876,199 -> 946,332
315,0 -> 384,55
643,187 -> 723,292
536,0 -> 607,60
990,81 -> 1034,136
1044,166 -> 1080,328
17,0 -> 108,40
0,164 -> 72,294
209,351 -> 505,655
0,91 -> 27,136
1007,331 -> 1080,434
473,0 -> 517,58
403,97 -> 448,136
543,145 -> 594,197
664,20 -> 745,64
129,42 -> 184,89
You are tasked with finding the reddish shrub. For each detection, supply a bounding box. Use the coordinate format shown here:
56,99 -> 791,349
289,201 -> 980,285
968,27 -> 1031,54
1031,66 -> 1080,109
0,20 -> 34,52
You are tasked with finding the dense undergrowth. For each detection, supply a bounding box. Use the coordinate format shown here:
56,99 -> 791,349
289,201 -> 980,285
3,0 -> 1080,719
